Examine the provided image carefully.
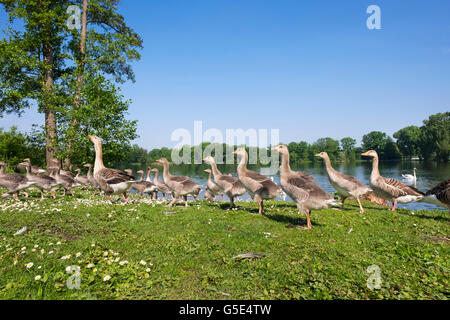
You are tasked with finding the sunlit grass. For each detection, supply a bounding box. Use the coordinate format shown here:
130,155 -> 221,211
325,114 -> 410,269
0,189 -> 448,300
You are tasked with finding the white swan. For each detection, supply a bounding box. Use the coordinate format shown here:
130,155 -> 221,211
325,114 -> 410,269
402,168 -> 417,186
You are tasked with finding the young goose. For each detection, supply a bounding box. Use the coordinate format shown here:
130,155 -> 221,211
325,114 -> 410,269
422,178 -> 450,211
315,152 -> 371,213
19,158 -> 60,200
74,168 -> 90,186
361,150 -> 424,211
272,145 -> 341,230
0,161 -> 36,200
83,163 -> 101,191
49,168 -> 81,196
131,169 -> 157,197
204,168 -> 224,201
155,158 -> 202,207
233,147 -> 280,214
88,135 -> 136,203
150,168 -> 172,200
203,156 -> 246,208
145,167 -> 158,199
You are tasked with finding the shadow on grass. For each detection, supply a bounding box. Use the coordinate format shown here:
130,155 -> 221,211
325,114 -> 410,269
263,213 -> 323,227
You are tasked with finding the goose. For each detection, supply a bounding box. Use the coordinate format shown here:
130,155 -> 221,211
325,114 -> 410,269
150,168 -> 172,200
204,168 -> 224,201
88,135 -> 136,203
83,163 -> 101,192
422,178 -> 450,211
129,169 -> 157,197
74,168 -> 90,186
48,168 -> 81,196
155,158 -> 202,207
18,158 -> 60,200
203,156 -> 246,209
0,161 -> 36,200
402,168 -> 417,186
315,152 -> 371,213
145,167 -> 158,199
361,150 -> 424,211
232,147 -> 280,214
272,145 -> 341,230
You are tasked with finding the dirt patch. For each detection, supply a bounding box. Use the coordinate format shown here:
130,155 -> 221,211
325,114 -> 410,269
425,235 -> 450,243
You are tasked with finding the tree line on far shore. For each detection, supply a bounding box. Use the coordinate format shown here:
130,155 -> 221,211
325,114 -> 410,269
1,112 -> 448,171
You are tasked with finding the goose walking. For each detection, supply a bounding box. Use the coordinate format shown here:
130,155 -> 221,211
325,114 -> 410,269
204,168 -> 224,201
316,152 -> 371,213
88,135 -> 136,203
422,178 -> 450,212
83,163 -> 101,193
48,168 -> 81,196
361,150 -> 424,211
19,158 -> 60,200
233,147 -> 280,214
0,161 -> 36,200
131,169 -> 157,197
74,168 -> 90,186
203,156 -> 246,209
155,158 -> 201,207
272,145 -> 341,230
150,168 -> 172,200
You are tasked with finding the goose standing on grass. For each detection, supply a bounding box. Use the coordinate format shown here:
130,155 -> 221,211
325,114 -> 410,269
204,168 -> 224,201
272,145 -> 341,230
151,168 -> 172,200
74,168 -> 90,186
423,178 -> 450,212
19,158 -> 60,200
315,152 -> 371,213
402,168 -> 417,186
83,163 -> 101,192
49,168 -> 81,196
233,147 -> 280,214
203,156 -> 246,209
361,150 -> 424,211
0,161 -> 36,200
88,135 -> 136,203
155,158 -> 202,207
133,169 -> 157,197
145,167 -> 158,199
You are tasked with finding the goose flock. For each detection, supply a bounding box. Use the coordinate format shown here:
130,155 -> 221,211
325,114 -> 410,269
0,136 -> 449,230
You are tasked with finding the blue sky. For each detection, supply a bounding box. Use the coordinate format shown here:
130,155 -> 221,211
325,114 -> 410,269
0,0 -> 449,149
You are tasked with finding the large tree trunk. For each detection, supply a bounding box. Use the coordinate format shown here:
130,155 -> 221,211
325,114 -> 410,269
43,42 -> 59,169
64,0 -> 88,170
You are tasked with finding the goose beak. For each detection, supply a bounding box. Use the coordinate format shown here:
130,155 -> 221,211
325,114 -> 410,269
315,153 -> 321,157
361,152 -> 370,157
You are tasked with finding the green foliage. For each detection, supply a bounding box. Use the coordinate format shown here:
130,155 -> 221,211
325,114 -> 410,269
341,137 -> 357,162
58,74 -> 138,168
419,112 -> 449,163
394,126 -> 421,159
0,126 -> 45,168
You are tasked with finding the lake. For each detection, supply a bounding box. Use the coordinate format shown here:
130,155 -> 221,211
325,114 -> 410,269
148,161 -> 450,212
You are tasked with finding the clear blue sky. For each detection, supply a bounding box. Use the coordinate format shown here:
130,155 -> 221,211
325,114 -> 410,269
0,0 -> 449,149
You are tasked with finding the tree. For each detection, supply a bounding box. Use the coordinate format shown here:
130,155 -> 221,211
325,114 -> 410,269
362,131 -> 390,156
419,112 -> 450,162
63,0 -> 143,168
393,126 -> 421,159
312,137 -> 340,161
340,137 -> 357,161
0,0 -> 70,167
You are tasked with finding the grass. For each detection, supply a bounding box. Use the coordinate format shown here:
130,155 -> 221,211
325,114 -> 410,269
0,189 -> 448,300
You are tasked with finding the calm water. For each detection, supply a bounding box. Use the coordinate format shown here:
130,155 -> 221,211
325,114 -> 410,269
166,161 -> 450,212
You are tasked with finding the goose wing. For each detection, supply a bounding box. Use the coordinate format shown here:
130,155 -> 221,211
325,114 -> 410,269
100,168 -> 135,185
246,170 -> 271,182
379,177 -> 424,198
